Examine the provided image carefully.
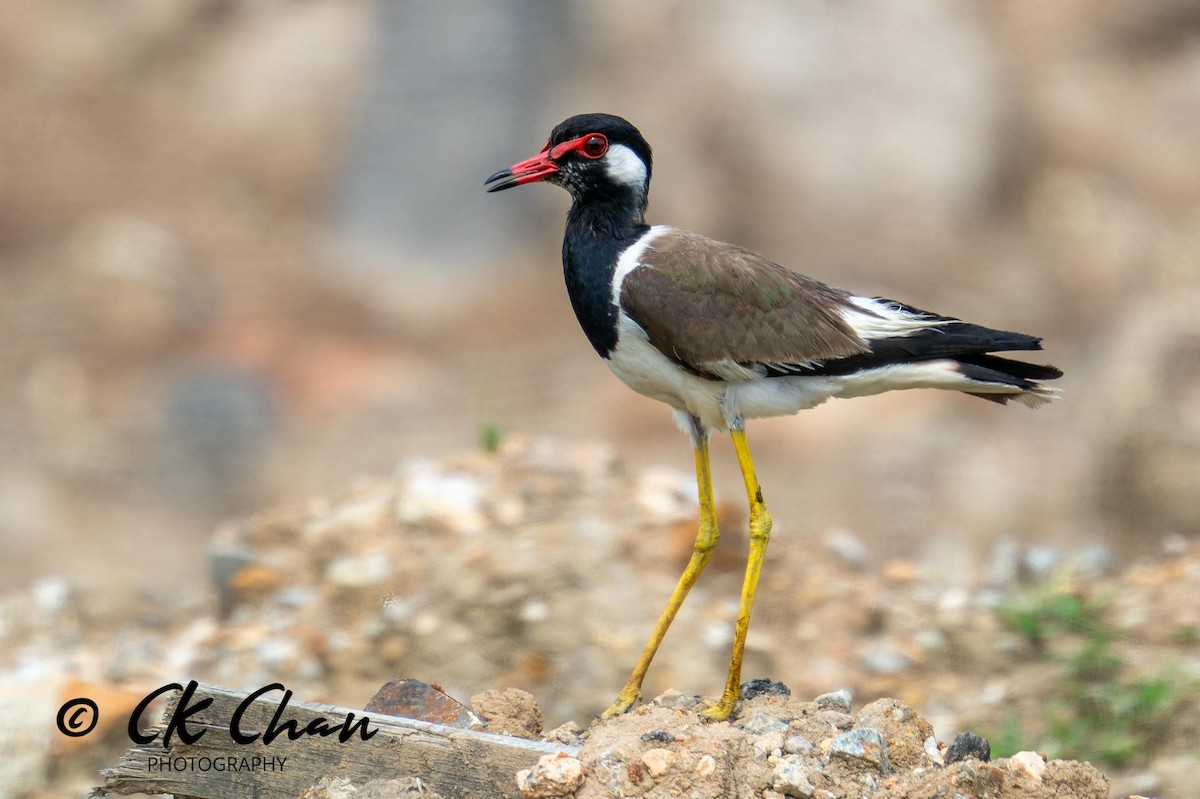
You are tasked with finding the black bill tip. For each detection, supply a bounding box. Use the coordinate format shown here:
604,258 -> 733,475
484,168 -> 516,193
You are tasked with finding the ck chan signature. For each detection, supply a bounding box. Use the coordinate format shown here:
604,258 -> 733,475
56,681 -> 379,747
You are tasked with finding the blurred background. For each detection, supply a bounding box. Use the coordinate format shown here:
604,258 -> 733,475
3,0 -> 1198,609
2,0 -> 1200,794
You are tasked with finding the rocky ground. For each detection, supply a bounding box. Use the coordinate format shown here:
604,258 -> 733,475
299,686 -> 1111,799
2,438 -> 1198,797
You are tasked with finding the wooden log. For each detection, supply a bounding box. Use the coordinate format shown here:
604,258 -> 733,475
97,682 -> 578,799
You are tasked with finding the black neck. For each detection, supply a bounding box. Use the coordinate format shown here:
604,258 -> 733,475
561,193 -> 649,359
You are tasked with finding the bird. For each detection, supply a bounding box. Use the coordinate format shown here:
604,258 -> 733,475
484,113 -> 1062,720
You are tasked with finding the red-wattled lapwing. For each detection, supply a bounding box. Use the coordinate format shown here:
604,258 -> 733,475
485,113 -> 1062,720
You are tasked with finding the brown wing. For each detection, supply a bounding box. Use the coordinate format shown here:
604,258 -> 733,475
619,229 -> 868,377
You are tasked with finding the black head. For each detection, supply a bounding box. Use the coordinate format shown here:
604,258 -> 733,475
484,113 -> 653,208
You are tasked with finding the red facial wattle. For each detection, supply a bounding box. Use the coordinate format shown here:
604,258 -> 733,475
485,133 -> 609,192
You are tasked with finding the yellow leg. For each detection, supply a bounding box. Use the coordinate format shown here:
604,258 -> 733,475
602,433 -> 720,718
700,426 -> 772,720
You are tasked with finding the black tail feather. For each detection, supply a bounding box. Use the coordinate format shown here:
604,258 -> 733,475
957,353 -> 1064,382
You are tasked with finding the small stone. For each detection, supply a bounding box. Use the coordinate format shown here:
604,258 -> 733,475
772,755 -> 815,798
817,710 -> 855,730
640,729 -> 676,744
695,754 -> 717,778
784,735 -> 815,755
651,689 -> 698,709
326,552 -> 391,587
1071,544 -> 1115,579
741,678 -> 791,700
944,731 -> 991,764
882,559 -> 918,582
545,721 -> 583,746
31,578 -> 71,616
914,629 -> 947,652
228,564 -> 286,594
923,735 -> 943,765
1007,750 -> 1046,781
1023,545 -> 1062,580
751,731 -> 788,757
859,645 -> 912,676
516,752 -> 585,798
396,463 -> 486,534
824,529 -> 868,568
641,747 -> 676,777
829,728 -> 889,774
742,709 -> 789,736
814,689 -> 852,712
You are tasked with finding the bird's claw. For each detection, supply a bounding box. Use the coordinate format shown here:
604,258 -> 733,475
601,688 -> 641,719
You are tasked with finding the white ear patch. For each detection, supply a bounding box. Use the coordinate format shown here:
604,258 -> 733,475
603,143 -> 649,192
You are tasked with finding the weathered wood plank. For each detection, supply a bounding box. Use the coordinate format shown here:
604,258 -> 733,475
97,683 -> 577,799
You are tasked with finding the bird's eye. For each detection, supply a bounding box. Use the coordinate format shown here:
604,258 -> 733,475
580,134 -> 608,159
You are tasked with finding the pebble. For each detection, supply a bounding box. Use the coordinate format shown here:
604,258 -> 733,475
829,728 -> 889,775
1023,545 -> 1062,581
823,529 -> 869,569
651,690 -> 699,710
695,754 -> 717,778
1071,544 -> 1115,579
944,731 -> 991,764
859,645 -> 912,676
818,710 -> 855,731
1007,750 -> 1047,781
544,721 -> 583,746
31,578 -> 70,616
325,551 -> 391,587
923,735 -> 943,765
751,731 -> 788,757
814,688 -> 852,713
396,463 -> 486,534
636,467 -> 697,523
784,735 -> 816,755
741,678 -> 791,700
516,752 -> 585,799
772,755 -> 816,798
742,709 -> 789,736
641,747 -> 676,777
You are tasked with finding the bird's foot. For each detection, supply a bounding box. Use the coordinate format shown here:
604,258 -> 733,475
601,687 -> 642,719
697,692 -> 739,721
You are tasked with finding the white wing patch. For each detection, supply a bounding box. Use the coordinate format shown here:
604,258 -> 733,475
610,225 -> 670,305
841,295 -> 949,341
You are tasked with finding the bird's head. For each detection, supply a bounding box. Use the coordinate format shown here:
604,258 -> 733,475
485,113 -> 653,210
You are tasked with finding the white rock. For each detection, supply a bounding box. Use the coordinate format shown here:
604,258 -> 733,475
516,752 -> 585,798
641,747 -> 677,777
1008,750 -> 1046,781
325,551 -> 391,587
397,462 -> 486,534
